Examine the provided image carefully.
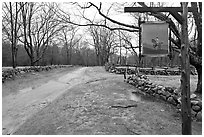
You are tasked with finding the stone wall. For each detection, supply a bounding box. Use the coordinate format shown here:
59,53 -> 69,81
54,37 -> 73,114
127,75 -> 202,121
105,63 -> 197,76
105,64 -> 202,121
2,65 -> 73,83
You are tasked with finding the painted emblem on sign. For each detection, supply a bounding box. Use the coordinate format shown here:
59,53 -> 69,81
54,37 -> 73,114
152,37 -> 163,50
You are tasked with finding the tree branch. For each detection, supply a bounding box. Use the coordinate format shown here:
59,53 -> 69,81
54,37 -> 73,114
89,2 -> 139,30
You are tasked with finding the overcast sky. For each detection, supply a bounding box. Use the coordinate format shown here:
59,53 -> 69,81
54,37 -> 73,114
57,2 -> 185,56
58,2 -> 140,55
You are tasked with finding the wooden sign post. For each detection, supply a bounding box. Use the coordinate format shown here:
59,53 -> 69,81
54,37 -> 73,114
180,2 -> 191,135
125,2 -> 192,134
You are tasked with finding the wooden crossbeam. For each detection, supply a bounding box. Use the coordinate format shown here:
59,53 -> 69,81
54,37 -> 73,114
124,7 -> 193,13
124,47 -> 139,49
124,6 -> 184,38
170,11 -> 183,24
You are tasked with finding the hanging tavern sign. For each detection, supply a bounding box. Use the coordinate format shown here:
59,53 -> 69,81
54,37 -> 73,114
125,5 -> 193,134
141,22 -> 169,57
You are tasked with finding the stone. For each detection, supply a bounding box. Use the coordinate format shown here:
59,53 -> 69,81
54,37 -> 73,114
172,95 -> 179,103
138,81 -> 144,86
138,87 -> 143,91
173,89 -> 180,95
133,78 -> 139,83
190,94 -> 197,99
192,105 -> 201,112
196,112 -> 202,121
191,100 -> 199,106
177,104 -> 181,109
142,75 -> 147,79
160,95 -> 166,101
197,101 -> 202,108
167,97 -> 177,106
145,84 -> 151,89
177,108 -> 181,113
165,87 -> 174,93
177,97 -> 181,104
152,87 -> 158,93
151,84 -> 156,88
157,90 -> 163,94
167,97 -> 173,102
131,81 -> 136,85
162,91 -> 171,98
148,90 -> 153,95
144,88 -> 148,91
135,85 -> 139,88
191,109 -> 197,117
155,94 -> 160,99
145,81 -> 149,85
148,82 -> 153,85
158,85 -> 163,90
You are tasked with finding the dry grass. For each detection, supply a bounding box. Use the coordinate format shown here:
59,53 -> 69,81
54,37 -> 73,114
147,75 -> 198,93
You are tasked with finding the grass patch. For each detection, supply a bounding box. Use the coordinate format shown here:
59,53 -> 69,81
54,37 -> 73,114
147,75 -> 198,93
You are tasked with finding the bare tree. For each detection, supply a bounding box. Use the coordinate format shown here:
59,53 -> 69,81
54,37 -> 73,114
2,2 -> 23,68
56,2 -> 140,65
19,2 -> 64,66
57,26 -> 81,65
56,2 -> 139,32
88,25 -> 118,65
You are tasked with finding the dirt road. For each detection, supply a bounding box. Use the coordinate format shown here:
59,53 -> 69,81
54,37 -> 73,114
2,67 -> 202,135
2,66 -> 86,134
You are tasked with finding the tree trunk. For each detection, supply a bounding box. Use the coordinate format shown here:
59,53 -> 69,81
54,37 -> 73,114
36,51 -> 40,66
12,52 -> 17,68
30,56 -> 35,66
66,51 -> 69,65
11,45 -> 17,68
195,66 -> 202,94
9,2 -> 17,69
69,48 -> 72,65
105,56 -> 109,65
96,52 -> 100,66
14,46 -> 18,67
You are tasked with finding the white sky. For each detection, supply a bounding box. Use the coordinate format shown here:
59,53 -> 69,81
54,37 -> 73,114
59,2 -> 136,27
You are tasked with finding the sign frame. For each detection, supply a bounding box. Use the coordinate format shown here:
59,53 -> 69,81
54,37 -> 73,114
140,21 -> 170,57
